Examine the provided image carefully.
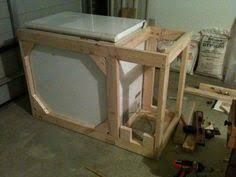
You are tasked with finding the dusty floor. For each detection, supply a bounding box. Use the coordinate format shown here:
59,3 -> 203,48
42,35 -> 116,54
0,72 -> 231,177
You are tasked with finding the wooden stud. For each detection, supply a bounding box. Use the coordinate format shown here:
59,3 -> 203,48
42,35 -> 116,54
17,29 -> 167,67
173,101 -> 196,144
176,46 -> 189,117
106,58 -> 120,139
167,32 -> 192,64
199,83 -> 236,97
90,55 -> 107,75
155,65 -> 170,149
142,38 -> 157,110
185,87 -> 235,102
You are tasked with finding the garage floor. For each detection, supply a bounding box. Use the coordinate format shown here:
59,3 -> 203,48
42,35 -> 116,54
0,72 -> 230,177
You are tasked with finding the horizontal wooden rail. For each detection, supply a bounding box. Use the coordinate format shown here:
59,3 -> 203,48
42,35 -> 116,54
167,32 -> 192,63
17,29 -> 168,68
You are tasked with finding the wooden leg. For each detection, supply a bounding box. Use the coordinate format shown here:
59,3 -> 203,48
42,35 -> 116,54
106,58 -> 120,139
154,65 -> 170,149
176,46 -> 189,117
142,38 -> 157,110
142,66 -> 155,110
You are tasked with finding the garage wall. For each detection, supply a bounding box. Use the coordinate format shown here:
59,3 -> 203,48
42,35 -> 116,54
0,0 -> 82,105
148,0 -> 236,31
0,0 -> 82,46
10,0 -> 82,29
0,0 -> 13,47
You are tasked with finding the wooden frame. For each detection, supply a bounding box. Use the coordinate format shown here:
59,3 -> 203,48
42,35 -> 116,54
18,26 -> 191,158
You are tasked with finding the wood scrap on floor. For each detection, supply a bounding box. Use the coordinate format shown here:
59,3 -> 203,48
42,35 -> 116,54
227,100 -> 236,149
174,105 -> 221,152
185,83 -> 236,114
173,101 -> 196,144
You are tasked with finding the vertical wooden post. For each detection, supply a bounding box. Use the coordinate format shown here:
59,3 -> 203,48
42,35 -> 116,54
176,46 -> 189,118
154,65 -> 170,149
19,41 -> 38,116
106,58 -> 120,139
142,38 -> 157,111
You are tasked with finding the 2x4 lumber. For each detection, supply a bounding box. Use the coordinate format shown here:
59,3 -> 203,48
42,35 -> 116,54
182,111 -> 198,152
185,87 -> 235,102
150,27 -> 183,41
45,112 -> 114,144
182,135 -> 196,152
118,126 -> 154,158
126,112 -> 140,127
106,58 -> 120,139
167,32 -> 192,64
154,65 -> 170,149
175,46 -> 189,117
173,101 -> 196,144
143,133 -> 154,157
90,55 -> 107,75
199,83 -> 236,97
228,100 -> 236,149
19,41 -> 37,116
142,37 -> 157,110
116,28 -> 150,48
17,29 -> 167,67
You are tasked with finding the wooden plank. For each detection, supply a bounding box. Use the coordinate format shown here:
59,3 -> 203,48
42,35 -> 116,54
126,111 -> 141,127
182,134 -> 196,152
117,126 -> 155,158
195,111 -> 205,146
199,83 -> 236,97
44,112 -> 115,144
142,38 -> 157,111
120,8 -> 137,18
182,111 -> 198,152
228,100 -> 236,149
167,32 -> 192,63
173,101 -> 196,144
18,29 -> 167,67
116,28 -> 150,48
154,65 -> 170,149
90,55 -> 107,75
106,58 -> 120,139
150,26 -> 184,41
185,87 -> 235,102
175,46 -> 189,117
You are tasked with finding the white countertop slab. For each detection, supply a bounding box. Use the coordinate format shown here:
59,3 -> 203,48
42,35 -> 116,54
25,12 -> 146,42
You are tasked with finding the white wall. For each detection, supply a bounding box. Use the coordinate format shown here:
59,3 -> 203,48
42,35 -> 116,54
0,0 -> 14,46
0,0 -> 81,46
11,0 -> 82,28
148,0 -> 236,31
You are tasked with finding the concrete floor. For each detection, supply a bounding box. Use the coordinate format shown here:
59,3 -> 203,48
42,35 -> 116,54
0,72 -> 231,177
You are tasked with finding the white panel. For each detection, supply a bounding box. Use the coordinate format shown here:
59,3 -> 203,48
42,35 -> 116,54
25,12 -> 145,42
119,42 -> 145,122
30,45 -> 107,128
30,43 -> 145,127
